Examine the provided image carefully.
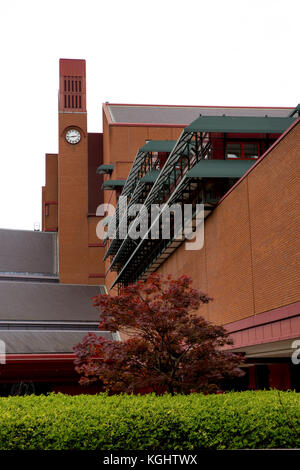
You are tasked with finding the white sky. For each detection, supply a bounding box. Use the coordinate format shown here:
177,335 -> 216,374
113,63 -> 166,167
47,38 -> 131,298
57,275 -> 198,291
0,0 -> 299,230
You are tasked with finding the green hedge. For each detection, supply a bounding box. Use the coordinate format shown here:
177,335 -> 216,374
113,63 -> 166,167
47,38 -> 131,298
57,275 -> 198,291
0,390 -> 299,450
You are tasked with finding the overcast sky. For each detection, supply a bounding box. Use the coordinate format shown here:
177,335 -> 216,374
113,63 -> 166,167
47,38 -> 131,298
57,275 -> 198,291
0,0 -> 299,230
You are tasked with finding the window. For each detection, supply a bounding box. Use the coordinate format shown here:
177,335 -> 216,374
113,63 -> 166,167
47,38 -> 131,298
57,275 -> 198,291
63,76 -> 83,110
244,143 -> 259,159
227,143 -> 241,159
226,142 -> 259,160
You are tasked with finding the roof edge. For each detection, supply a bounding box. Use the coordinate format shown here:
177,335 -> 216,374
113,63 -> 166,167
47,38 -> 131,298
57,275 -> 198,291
103,102 -> 294,128
104,102 -> 294,110
103,121 -> 187,129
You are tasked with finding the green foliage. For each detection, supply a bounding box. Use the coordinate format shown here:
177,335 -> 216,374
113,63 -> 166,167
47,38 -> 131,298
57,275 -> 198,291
0,390 -> 299,450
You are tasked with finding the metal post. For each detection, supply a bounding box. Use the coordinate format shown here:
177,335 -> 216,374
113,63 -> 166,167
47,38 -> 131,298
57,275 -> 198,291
200,132 -> 203,160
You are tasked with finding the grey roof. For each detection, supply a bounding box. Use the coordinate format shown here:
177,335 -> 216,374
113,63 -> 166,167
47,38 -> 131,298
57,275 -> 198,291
0,230 -> 112,356
107,104 -> 293,125
0,229 -> 57,275
0,282 -> 111,355
0,330 -> 113,354
0,273 -> 59,283
0,282 -> 106,323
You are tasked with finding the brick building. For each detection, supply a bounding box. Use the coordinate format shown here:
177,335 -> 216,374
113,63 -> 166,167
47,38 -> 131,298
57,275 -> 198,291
98,80 -> 300,391
43,59 -> 300,391
1,58 -> 299,393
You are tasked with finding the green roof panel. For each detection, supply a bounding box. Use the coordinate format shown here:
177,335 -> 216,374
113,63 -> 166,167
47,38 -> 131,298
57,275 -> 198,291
288,104 -> 300,117
96,164 -> 114,174
139,140 -> 177,153
186,159 -> 255,179
140,169 -> 160,183
101,180 -> 126,190
184,115 -> 296,134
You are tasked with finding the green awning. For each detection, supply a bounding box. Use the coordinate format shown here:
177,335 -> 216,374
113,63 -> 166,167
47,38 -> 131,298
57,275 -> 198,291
139,140 -> 177,153
288,104 -> 300,117
187,159 -> 255,179
140,169 -> 160,183
101,180 -> 126,190
96,164 -> 114,174
184,115 -> 296,134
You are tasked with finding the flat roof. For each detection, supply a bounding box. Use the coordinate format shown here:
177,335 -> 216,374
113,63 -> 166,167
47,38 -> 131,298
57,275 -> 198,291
106,103 -> 293,125
0,229 -> 57,275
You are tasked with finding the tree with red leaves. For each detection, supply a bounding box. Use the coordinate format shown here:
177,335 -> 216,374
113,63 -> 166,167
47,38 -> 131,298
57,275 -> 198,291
74,274 -> 244,394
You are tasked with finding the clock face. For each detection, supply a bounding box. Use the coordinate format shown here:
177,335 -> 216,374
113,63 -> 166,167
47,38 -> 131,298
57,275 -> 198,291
65,129 -> 81,144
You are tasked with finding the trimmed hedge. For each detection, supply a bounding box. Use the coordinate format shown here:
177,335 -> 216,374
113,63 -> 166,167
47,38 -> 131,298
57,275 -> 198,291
0,390 -> 299,450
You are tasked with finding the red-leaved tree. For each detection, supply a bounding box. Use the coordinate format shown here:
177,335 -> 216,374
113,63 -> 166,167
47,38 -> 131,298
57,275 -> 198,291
73,274 -> 244,394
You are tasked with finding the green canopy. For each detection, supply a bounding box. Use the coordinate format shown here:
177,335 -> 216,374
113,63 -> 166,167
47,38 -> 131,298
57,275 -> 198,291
187,159 -> 255,179
96,164 -> 114,175
184,115 -> 295,134
139,140 -> 177,153
140,169 -> 160,183
101,180 -> 126,190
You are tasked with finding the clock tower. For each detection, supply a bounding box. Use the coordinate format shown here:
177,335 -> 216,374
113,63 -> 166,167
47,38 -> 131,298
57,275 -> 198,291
58,59 -> 89,284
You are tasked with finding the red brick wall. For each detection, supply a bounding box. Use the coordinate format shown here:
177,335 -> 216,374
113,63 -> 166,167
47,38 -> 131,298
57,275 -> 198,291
157,121 -> 300,325
58,112 -> 89,284
88,132 -> 104,214
42,153 -> 58,232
